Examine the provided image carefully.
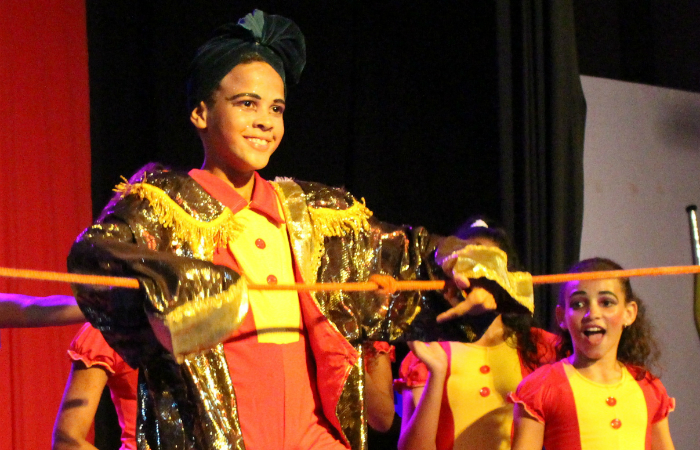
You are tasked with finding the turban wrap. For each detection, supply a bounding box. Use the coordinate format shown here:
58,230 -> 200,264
186,9 -> 306,111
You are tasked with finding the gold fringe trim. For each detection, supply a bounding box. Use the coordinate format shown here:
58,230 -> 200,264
115,181 -> 242,258
309,199 -> 373,239
164,277 -> 249,362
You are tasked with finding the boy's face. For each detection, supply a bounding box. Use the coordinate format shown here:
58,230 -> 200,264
193,61 -> 286,176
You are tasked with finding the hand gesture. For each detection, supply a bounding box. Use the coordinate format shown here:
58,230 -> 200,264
436,279 -> 497,323
408,341 -> 448,376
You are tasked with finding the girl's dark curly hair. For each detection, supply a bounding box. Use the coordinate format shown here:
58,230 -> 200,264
556,257 -> 661,378
455,217 -> 541,371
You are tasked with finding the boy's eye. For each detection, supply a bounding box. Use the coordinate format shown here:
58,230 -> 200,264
600,298 -> 616,307
235,99 -> 255,108
271,105 -> 284,114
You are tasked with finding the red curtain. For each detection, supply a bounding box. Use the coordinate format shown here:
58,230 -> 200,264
0,1 -> 91,448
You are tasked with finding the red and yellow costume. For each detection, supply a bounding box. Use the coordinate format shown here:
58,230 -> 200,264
69,323 -> 138,450
68,166 -> 444,450
396,329 -> 557,450
509,360 -> 675,450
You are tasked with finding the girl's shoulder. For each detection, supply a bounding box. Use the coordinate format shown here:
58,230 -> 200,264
520,360 -> 567,386
624,364 -> 676,422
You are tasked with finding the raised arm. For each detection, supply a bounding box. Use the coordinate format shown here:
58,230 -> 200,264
0,294 -> 84,328
397,341 -> 448,450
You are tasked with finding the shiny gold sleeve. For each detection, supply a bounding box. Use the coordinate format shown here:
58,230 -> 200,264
68,191 -> 248,366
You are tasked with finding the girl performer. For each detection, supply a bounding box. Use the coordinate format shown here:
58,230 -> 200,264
396,219 -> 558,450
510,257 -> 675,450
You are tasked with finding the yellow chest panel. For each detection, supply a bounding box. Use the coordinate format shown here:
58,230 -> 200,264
564,363 -> 647,450
447,341 -> 522,450
227,205 -> 300,344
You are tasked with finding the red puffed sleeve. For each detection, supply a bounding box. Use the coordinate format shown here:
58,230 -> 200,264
649,378 -> 675,423
508,363 -> 560,423
628,366 -> 676,424
394,351 -> 428,392
394,342 -> 450,392
364,341 -> 395,364
68,323 -> 130,374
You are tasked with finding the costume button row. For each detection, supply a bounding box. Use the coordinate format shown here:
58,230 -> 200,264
606,396 -> 617,406
610,418 -> 621,429
479,387 -> 490,397
255,238 -> 266,249
267,274 -> 278,284
480,365 -> 490,374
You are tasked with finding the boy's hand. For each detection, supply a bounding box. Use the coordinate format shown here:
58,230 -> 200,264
437,279 -> 497,323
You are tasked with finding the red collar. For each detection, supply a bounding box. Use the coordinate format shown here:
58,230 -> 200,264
188,169 -> 284,225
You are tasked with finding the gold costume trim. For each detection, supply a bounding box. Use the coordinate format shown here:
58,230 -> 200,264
164,277 -> 249,363
270,180 -> 322,284
308,198 -> 372,239
448,245 -> 534,313
115,181 -> 242,258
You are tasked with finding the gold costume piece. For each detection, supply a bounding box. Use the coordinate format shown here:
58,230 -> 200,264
442,245 -> 534,313
69,167 -> 444,450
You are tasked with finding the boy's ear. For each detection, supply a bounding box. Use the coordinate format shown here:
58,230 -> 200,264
555,305 -> 566,329
190,101 -> 208,130
624,300 -> 638,327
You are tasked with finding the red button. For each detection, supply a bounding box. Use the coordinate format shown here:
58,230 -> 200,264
611,418 -> 621,429
255,238 -> 266,249
606,397 -> 617,406
480,365 -> 490,374
479,387 -> 490,397
267,274 -> 278,284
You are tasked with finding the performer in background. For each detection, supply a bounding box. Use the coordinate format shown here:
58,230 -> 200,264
52,323 -> 138,450
68,10 -> 486,450
510,258 -> 675,450
396,219 -> 558,450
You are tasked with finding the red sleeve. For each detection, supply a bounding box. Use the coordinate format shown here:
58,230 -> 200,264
394,350 -> 429,392
68,323 -> 128,375
629,367 -> 676,424
508,364 -> 558,423
363,341 -> 395,366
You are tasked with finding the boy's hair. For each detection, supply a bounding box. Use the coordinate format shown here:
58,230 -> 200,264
556,257 -> 662,378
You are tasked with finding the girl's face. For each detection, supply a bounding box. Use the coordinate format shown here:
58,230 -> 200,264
556,278 -> 638,364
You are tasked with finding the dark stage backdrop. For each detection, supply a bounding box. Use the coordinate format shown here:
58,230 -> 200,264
86,1 -> 585,448
0,0 -> 92,448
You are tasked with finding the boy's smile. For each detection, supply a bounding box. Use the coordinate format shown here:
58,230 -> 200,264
192,60 -> 286,186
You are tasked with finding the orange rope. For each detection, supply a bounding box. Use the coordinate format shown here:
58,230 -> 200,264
531,265 -> 700,284
2,264 -> 700,292
0,266 -> 140,289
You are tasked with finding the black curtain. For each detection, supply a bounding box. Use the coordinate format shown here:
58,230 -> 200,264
86,2 -> 585,449
496,1 -> 586,328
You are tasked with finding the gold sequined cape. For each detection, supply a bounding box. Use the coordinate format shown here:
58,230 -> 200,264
68,166 -> 444,450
